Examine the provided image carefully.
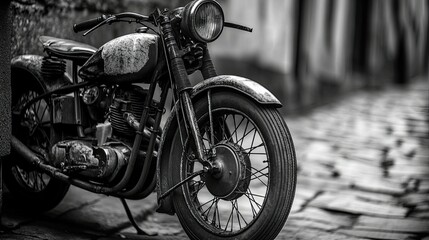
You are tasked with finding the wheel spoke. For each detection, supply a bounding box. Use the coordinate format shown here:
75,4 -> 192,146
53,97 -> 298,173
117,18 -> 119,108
250,166 -> 269,177
245,191 -> 259,217
36,98 -> 42,117
243,143 -> 264,153
13,90 -> 52,192
201,197 -> 219,220
211,198 -> 220,227
236,126 -> 255,148
227,114 -> 245,143
234,199 -> 248,227
246,188 -> 263,209
38,173 -> 47,189
224,203 -> 234,232
239,120 -> 249,147
250,175 -> 268,187
199,197 -> 217,209
221,115 -> 229,141
39,103 -> 48,121
184,108 -> 274,235
232,114 -> 237,142
243,166 -> 269,187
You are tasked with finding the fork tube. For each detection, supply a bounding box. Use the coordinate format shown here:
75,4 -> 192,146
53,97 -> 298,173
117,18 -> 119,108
200,45 -> 217,79
160,16 -> 191,92
159,15 -> 209,166
181,91 -> 207,163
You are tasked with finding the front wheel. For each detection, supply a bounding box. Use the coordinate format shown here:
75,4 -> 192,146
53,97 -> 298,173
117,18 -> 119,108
171,91 -> 296,240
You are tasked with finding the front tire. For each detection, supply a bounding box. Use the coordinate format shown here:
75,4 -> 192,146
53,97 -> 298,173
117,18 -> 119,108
171,91 -> 296,240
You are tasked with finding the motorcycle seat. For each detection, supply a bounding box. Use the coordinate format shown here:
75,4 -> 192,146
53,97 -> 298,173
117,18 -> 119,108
39,36 -> 97,64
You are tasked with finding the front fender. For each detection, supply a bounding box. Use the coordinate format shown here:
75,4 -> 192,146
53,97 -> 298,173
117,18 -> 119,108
11,55 -> 72,92
191,75 -> 282,107
156,75 -> 281,214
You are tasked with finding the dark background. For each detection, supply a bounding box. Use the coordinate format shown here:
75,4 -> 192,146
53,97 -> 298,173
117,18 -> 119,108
8,0 -> 429,112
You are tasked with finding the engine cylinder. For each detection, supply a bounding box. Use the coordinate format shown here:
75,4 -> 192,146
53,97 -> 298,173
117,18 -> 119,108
110,86 -> 157,137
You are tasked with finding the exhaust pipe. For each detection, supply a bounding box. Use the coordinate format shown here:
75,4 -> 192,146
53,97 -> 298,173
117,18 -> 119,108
11,135 -> 44,165
10,135 -> 104,192
11,135 -> 69,179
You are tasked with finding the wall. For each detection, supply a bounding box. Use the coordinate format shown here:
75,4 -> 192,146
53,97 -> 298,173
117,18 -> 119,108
11,0 -> 188,57
0,0 -> 12,216
1,1 -> 11,158
10,0 -> 429,113
209,0 -> 298,111
210,0 -> 429,113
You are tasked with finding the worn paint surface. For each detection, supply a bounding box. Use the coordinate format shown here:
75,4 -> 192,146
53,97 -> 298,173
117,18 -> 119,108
191,75 -> 282,106
101,33 -> 156,75
11,55 -> 72,92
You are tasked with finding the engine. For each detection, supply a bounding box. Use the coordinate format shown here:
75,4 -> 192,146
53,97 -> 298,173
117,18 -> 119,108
82,85 -> 158,140
109,85 -> 157,138
49,84 -> 160,182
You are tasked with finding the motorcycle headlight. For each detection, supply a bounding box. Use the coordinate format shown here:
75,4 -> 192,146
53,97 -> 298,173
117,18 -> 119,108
181,0 -> 224,43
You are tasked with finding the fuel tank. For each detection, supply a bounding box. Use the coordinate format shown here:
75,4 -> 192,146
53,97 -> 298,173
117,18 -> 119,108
79,33 -> 159,83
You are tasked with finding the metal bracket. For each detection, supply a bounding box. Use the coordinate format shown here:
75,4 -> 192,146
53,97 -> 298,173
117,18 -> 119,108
159,169 -> 205,200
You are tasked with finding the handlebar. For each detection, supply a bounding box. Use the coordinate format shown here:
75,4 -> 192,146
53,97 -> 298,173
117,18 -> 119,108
73,12 -> 150,33
74,11 -> 251,36
224,22 -> 253,32
73,15 -> 108,33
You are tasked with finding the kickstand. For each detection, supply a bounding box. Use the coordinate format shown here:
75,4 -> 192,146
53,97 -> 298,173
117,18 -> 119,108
120,198 -> 157,236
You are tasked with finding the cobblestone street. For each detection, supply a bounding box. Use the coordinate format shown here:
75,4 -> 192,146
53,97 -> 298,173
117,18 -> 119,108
1,79 -> 428,240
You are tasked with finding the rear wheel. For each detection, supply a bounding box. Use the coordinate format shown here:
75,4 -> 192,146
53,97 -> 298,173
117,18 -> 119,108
171,91 -> 296,240
3,71 -> 69,212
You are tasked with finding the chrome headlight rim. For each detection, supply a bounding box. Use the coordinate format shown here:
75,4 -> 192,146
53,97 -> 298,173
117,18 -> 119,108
181,0 -> 225,43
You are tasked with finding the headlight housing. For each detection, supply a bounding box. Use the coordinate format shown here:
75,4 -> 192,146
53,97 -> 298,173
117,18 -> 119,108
181,0 -> 224,43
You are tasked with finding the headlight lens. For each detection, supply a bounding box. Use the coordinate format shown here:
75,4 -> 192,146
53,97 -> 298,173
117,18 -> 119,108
182,0 -> 224,43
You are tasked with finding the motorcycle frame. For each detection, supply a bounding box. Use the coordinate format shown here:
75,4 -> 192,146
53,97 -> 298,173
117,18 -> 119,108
12,11 -> 217,200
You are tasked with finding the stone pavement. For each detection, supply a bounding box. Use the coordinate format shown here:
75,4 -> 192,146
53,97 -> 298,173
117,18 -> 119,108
1,79 -> 428,239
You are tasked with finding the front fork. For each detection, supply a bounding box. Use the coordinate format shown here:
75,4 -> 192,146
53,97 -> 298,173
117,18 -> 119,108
159,15 -> 216,168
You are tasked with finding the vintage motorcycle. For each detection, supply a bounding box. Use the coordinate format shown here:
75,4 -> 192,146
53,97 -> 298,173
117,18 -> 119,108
6,0 -> 296,239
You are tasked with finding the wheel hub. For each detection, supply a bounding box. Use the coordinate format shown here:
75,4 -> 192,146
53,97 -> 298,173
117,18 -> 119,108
205,142 -> 251,201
